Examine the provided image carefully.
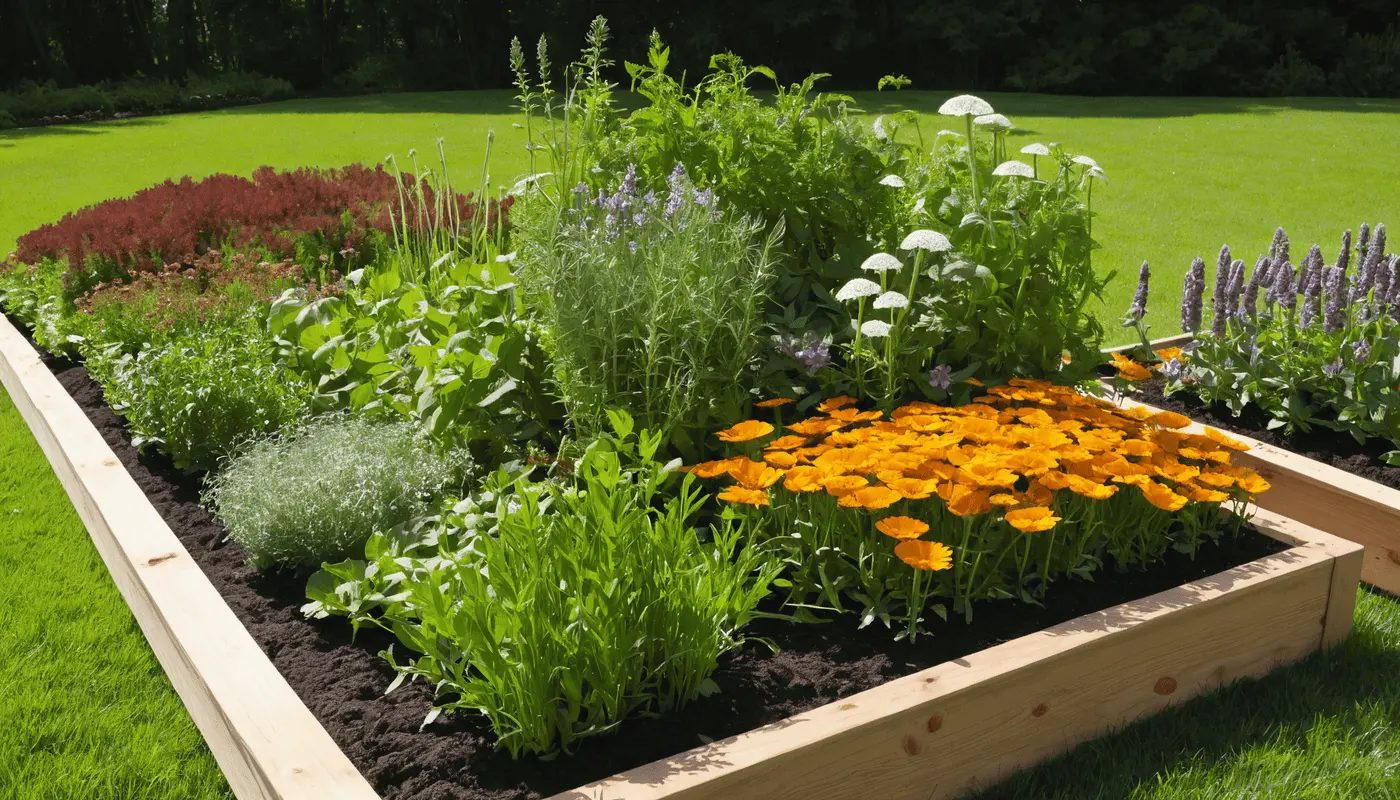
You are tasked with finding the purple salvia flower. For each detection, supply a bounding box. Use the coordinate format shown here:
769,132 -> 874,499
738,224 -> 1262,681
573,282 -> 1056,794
1358,222 -> 1371,265
1182,257 -> 1206,333
1269,227 -> 1289,264
1243,256 -> 1269,319
1211,245 -> 1231,335
1128,261 -> 1150,320
928,364 -> 954,391
1364,223 -> 1388,300
1301,258 -> 1323,328
1353,340 -> 1371,362
1323,358 -> 1344,378
1336,229 -> 1354,277
1273,261 -> 1296,311
1323,266 -> 1347,332
1374,251 -> 1393,310
1227,259 -> 1245,306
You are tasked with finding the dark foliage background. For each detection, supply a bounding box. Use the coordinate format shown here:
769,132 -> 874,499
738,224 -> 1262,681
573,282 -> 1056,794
4,0 -> 1400,96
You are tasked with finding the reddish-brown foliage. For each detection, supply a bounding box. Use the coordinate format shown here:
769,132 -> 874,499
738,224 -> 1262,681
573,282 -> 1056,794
14,164 -> 511,294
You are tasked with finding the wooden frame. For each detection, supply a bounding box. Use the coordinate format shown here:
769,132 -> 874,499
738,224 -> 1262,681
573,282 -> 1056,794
1,313 -> 1364,800
1101,333 -> 1400,597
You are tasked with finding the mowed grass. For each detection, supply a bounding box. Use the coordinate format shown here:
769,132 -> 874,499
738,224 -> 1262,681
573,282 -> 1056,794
0,390 -> 230,799
4,92 -> 1400,798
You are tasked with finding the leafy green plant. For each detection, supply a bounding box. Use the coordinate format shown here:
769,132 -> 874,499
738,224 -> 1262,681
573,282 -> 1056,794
86,320 -> 312,472
515,164 -> 779,461
303,412 -> 780,757
1150,225 -> 1400,459
206,416 -> 470,569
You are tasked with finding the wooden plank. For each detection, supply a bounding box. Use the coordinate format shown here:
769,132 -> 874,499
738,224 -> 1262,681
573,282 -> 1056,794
0,317 -> 379,800
1101,333 -> 1193,355
560,511 -> 1359,800
1114,393 -> 1400,597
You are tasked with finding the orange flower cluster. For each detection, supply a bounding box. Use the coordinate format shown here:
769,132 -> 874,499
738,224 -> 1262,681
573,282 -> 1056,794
690,380 -> 1271,553
1112,347 -> 1188,382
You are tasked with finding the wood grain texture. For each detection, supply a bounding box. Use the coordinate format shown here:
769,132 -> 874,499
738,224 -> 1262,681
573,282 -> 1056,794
559,509 -> 1361,800
0,317 -> 379,800
1113,392 -> 1400,597
1100,333 -> 1193,355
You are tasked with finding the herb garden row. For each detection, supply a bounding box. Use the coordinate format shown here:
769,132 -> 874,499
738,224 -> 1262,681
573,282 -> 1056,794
0,20 -> 1376,800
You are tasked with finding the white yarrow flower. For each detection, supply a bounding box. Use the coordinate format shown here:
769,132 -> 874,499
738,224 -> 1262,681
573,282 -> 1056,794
1020,143 -> 1051,156
1084,165 -> 1108,182
878,174 -> 906,188
974,113 -> 1013,130
860,252 -> 904,273
992,160 -> 1035,178
935,129 -> 963,139
1072,155 -> 1100,168
860,320 -> 893,338
835,277 -> 882,301
900,229 -> 952,252
873,291 -> 909,310
938,94 -> 995,117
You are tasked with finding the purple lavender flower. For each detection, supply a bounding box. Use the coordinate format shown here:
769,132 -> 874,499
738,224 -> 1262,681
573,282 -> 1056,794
633,212 -> 646,226
1226,259 -> 1245,316
572,181 -> 589,196
1323,359 -> 1344,378
1358,222 -> 1371,264
928,364 -> 954,390
1128,261 -> 1150,320
1243,256 -> 1270,320
1323,265 -> 1347,332
1374,251 -> 1393,310
628,240 -> 637,254
618,163 -> 638,198
1353,340 -> 1371,362
664,163 -> 688,219
693,187 -> 714,208
1301,259 -> 1322,327
1182,257 -> 1205,333
1270,227 -> 1290,264
641,190 -> 658,208
1360,223 -> 1388,302
1273,261 -> 1296,311
1336,229 -> 1354,278
1211,245 -> 1231,335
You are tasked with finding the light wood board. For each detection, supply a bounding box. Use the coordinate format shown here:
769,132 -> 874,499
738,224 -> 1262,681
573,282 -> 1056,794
0,316 -> 379,800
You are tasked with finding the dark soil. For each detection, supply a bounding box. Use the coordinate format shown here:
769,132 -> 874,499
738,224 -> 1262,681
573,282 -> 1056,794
21,319 -> 1289,800
1132,378 -> 1400,491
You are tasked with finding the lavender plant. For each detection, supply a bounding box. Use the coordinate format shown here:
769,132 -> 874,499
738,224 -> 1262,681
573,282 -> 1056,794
1156,224 -> 1400,459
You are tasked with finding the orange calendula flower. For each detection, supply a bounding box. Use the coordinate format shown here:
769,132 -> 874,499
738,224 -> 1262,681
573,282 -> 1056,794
895,539 -> 954,571
1137,480 -> 1189,512
788,417 -> 848,436
1203,427 -> 1249,451
988,492 -> 1020,506
1236,471 -> 1272,494
763,451 -> 798,469
839,485 -> 903,510
1154,346 -> 1185,363
689,458 -> 744,479
1004,506 -> 1060,532
1151,410 -> 1193,429
964,377 -> 985,387
1111,352 -> 1153,381
817,395 -> 858,413
783,466 -> 828,493
728,459 -> 783,489
823,475 -> 869,497
1066,474 -> 1118,500
1194,471 -> 1235,488
717,486 -> 769,506
943,484 -> 994,516
766,434 -> 811,451
887,477 -> 939,500
1184,484 -> 1230,503
716,420 -> 775,442
876,516 -> 929,540
756,397 -> 795,408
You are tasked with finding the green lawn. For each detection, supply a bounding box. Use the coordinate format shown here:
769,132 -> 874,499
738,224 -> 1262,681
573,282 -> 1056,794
0,390 -> 230,799
4,92 -> 1400,799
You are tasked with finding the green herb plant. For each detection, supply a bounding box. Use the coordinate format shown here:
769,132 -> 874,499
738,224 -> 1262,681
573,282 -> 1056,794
302,411 -> 780,758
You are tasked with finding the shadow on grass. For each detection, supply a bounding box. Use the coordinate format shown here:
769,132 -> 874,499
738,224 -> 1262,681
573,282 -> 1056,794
854,92 -> 1400,119
0,115 -> 168,142
972,586 -> 1400,799
215,89 -> 521,118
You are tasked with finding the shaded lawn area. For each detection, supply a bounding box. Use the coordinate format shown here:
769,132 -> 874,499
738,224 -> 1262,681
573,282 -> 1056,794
3,91 -> 1400,799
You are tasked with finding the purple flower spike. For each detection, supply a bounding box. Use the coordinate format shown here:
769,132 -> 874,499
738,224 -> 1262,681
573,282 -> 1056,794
1160,358 -> 1185,381
1323,358 -> 1344,378
1301,259 -> 1322,328
1243,256 -> 1270,320
628,240 -> 638,254
1358,223 -> 1371,263
1128,261 -> 1150,320
1323,265 -> 1347,332
777,333 -> 833,376
619,164 -> 638,198
928,364 -> 954,390
1182,257 -> 1206,333
1211,245 -> 1231,336
1270,227 -> 1290,264
1273,261 -> 1296,311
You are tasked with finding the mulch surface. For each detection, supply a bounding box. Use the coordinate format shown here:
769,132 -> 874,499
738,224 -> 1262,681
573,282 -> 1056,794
21,322 -> 1287,799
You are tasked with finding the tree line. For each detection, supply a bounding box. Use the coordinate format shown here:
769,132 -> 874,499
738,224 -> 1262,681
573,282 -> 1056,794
4,0 -> 1398,96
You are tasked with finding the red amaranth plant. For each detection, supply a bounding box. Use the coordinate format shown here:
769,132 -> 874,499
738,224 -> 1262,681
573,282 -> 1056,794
15,164 -> 511,299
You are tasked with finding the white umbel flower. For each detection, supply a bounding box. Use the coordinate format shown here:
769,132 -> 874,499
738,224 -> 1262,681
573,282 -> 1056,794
1072,155 -> 1100,168
992,160 -> 1035,178
1083,165 -> 1108,182
860,320 -> 893,338
938,94 -> 995,117
835,277 -> 882,301
873,291 -> 909,310
900,229 -> 952,252
935,129 -> 963,139
860,252 -> 904,273
878,174 -> 906,188
1020,143 -> 1051,156
974,113 -> 1013,130
873,116 -> 889,141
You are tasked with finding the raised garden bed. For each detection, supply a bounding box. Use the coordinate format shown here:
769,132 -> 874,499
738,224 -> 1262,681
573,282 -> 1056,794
0,313 -> 1363,800
1104,335 -> 1400,598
